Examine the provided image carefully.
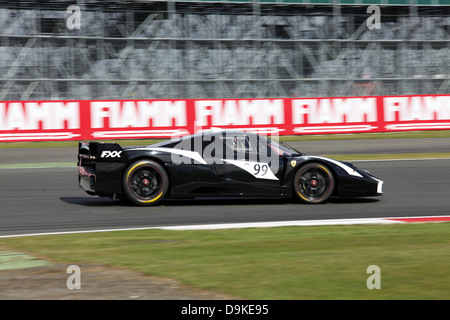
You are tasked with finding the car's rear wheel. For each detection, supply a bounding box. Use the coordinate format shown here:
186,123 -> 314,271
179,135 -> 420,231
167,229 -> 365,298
122,160 -> 168,206
294,162 -> 334,204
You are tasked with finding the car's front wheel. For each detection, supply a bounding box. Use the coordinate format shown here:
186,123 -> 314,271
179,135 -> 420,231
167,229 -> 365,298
293,162 -> 335,204
122,160 -> 169,206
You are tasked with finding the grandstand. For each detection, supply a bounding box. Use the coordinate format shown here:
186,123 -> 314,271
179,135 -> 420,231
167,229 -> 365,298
0,0 -> 449,100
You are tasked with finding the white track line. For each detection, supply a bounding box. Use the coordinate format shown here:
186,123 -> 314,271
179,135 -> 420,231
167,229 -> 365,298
1,216 -> 449,239
351,157 -> 450,162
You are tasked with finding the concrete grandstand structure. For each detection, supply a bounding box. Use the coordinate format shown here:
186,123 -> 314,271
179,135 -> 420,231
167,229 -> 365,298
0,0 -> 449,101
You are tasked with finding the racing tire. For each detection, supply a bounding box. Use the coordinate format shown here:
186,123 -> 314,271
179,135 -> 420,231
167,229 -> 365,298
122,160 -> 169,206
293,162 -> 335,204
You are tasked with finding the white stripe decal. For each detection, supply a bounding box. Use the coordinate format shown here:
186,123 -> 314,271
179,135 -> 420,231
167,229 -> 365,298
309,156 -> 363,178
222,159 -> 279,181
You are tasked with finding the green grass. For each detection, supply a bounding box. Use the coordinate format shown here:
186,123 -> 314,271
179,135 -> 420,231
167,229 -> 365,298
1,223 -> 450,299
0,162 -> 75,169
1,130 -> 449,149
324,153 -> 450,161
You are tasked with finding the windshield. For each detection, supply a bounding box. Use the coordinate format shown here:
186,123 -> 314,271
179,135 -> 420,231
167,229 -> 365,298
267,139 -> 301,157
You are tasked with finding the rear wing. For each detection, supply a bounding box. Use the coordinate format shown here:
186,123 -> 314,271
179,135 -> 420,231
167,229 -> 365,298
77,142 -> 129,166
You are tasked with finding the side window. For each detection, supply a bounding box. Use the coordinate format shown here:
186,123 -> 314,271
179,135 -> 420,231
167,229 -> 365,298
202,134 -> 224,160
235,137 -> 247,152
222,135 -> 258,160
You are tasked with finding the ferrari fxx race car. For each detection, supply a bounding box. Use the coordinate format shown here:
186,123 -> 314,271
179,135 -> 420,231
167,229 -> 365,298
78,131 -> 383,205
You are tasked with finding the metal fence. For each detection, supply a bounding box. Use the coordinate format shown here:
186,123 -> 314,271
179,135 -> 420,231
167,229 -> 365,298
0,0 -> 449,100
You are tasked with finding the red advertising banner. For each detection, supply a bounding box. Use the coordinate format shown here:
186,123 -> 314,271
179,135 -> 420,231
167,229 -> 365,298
0,94 -> 449,142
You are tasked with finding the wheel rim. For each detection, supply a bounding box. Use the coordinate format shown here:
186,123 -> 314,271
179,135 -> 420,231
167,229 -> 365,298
297,167 -> 332,201
129,167 -> 163,200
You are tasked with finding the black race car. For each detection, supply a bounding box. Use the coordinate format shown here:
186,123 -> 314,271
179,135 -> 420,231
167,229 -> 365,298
78,131 -> 383,206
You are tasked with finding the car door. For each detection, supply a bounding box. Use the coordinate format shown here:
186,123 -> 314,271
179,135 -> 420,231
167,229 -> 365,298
162,134 -> 222,196
214,133 -> 284,196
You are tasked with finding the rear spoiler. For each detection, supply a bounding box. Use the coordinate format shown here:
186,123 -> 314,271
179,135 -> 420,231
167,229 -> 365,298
78,142 -> 129,166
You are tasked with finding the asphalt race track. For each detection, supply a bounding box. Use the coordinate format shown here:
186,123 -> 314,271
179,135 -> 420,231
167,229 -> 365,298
1,137 -> 450,165
0,138 -> 449,237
